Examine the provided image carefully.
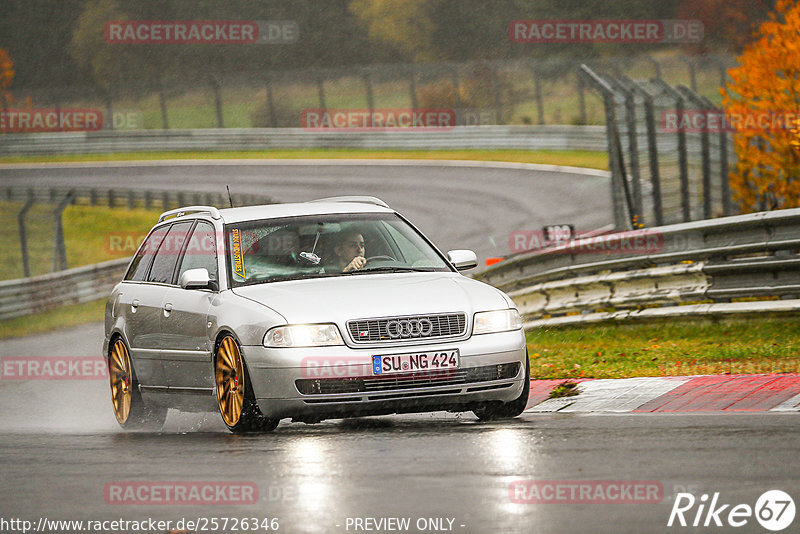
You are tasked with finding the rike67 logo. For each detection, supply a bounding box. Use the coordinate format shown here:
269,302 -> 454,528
668,490 -> 795,531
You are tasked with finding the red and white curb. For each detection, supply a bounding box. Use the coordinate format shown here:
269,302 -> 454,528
524,374 -> 800,413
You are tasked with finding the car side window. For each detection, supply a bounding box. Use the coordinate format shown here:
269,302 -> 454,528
177,221 -> 218,283
147,221 -> 193,285
124,225 -> 170,281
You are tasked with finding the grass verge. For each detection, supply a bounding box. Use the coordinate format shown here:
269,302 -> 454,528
0,149 -> 609,170
1,202 -> 160,281
0,299 -> 105,340
527,316 -> 800,379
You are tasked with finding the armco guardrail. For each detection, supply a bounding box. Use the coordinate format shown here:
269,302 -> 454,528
0,126 -> 607,156
477,209 -> 800,327
0,258 -> 130,320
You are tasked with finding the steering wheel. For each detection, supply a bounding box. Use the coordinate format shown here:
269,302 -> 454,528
365,255 -> 396,265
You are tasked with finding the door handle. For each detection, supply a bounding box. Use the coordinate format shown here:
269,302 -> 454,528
131,299 -> 140,312
163,303 -> 173,317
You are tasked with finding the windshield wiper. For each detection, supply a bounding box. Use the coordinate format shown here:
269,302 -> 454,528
346,266 -> 438,274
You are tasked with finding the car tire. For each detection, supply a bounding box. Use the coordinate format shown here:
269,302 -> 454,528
472,352 -> 530,421
214,334 -> 279,433
108,337 -> 168,430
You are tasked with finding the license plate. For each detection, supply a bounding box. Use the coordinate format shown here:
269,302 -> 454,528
372,349 -> 459,375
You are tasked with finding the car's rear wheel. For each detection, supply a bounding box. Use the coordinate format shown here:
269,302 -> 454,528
214,334 -> 278,433
472,353 -> 530,421
108,338 -> 167,430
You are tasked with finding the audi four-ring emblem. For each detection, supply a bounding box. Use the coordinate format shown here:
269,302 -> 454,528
385,318 -> 434,338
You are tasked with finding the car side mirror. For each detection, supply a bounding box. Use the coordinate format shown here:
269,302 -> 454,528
447,250 -> 478,271
179,268 -> 217,291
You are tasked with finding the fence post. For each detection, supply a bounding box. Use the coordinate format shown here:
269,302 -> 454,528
579,64 -> 631,230
577,71 -> 587,125
18,191 -> 35,278
679,57 -> 698,92
362,70 -> 375,127
620,75 -> 663,226
127,190 -> 135,210
407,65 -> 419,110
678,85 -> 712,219
652,78 -> 691,222
210,75 -> 224,128
316,73 -> 327,110
526,60 -> 544,125
265,77 -> 278,127
157,74 -> 169,130
162,191 -> 170,211
610,77 -> 644,225
701,95 -> 734,216
52,191 -> 74,272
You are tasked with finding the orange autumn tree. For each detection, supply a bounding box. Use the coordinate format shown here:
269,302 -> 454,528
0,48 -> 14,109
722,0 -> 800,212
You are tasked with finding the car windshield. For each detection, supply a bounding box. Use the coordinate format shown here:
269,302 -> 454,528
225,212 -> 451,287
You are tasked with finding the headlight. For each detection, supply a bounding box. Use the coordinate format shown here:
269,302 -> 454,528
473,309 -> 522,335
264,324 -> 344,347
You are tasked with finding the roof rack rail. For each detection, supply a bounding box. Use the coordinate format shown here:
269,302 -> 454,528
309,196 -> 390,208
158,205 -> 222,223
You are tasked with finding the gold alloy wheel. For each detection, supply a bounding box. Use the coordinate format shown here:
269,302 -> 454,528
215,336 -> 246,427
109,339 -> 132,424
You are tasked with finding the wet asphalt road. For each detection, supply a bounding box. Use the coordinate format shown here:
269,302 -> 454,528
1,162 -> 798,533
0,160 -> 612,262
1,323 -> 799,534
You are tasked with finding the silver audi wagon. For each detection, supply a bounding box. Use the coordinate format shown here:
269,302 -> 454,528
104,196 -> 529,432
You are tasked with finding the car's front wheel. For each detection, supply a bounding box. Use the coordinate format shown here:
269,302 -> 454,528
214,334 -> 278,433
108,337 -> 167,430
472,353 -> 530,421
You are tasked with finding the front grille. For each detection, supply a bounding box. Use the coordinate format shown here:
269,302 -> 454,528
296,362 -> 520,396
347,313 -> 466,343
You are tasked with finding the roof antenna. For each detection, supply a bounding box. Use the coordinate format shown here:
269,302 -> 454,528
226,185 -> 234,208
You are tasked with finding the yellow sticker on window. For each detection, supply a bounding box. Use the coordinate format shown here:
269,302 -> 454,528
231,228 -> 246,279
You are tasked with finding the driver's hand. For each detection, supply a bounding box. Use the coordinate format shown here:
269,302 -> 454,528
343,256 -> 366,272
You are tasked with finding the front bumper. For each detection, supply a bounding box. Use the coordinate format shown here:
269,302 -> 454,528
242,329 -> 527,421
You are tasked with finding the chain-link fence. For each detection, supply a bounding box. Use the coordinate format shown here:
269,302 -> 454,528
579,64 -> 735,229
4,53 -> 734,131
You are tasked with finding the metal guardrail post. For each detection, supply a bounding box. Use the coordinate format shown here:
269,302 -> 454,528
144,190 -> 152,210
108,189 -> 115,208
651,78 -> 691,222
162,191 -> 169,211
52,190 -> 74,272
18,191 -> 35,278
579,64 -> 632,230
678,85 -> 712,219
127,190 -> 135,210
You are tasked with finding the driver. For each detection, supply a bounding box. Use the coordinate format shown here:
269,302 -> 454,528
332,230 -> 366,272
